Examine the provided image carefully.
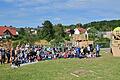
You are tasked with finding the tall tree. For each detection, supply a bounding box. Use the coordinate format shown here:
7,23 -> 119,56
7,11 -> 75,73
88,27 -> 98,41
76,23 -> 83,28
55,24 -> 65,37
19,28 -> 26,35
42,20 -> 55,41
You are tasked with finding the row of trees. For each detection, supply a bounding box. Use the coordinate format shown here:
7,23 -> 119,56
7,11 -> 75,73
13,19 -> 120,47
13,20 -> 71,47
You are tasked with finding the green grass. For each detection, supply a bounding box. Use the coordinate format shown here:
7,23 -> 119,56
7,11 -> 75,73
0,52 -> 120,80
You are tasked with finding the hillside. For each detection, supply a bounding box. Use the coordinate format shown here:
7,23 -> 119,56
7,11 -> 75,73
84,20 -> 120,31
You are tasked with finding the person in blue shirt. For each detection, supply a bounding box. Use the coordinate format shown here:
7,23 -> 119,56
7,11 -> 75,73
96,44 -> 100,57
75,47 -> 81,58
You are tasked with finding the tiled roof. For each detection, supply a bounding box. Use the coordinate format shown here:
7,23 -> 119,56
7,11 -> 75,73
77,27 -> 86,33
0,26 -> 16,36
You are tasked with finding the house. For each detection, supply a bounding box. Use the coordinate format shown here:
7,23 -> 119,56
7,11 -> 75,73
73,27 -> 87,41
102,31 -> 112,39
0,26 -> 18,39
24,28 -> 37,35
74,27 -> 86,34
30,29 -> 37,35
65,27 -> 87,36
65,27 -> 93,47
65,28 -> 74,36
72,27 -> 93,47
97,31 -> 112,39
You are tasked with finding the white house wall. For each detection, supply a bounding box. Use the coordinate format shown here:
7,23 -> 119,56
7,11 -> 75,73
74,28 -> 80,34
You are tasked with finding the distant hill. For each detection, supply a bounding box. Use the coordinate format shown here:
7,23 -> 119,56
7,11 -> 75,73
83,20 -> 120,31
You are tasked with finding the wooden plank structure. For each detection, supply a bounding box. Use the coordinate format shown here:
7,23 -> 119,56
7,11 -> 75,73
111,27 -> 120,57
111,40 -> 120,57
72,34 -> 93,47
34,40 -> 49,46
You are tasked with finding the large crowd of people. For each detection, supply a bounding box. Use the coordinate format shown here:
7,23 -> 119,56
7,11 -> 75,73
0,44 -> 100,67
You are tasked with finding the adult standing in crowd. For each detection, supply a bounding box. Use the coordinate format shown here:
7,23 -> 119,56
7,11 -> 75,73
0,49 -> 6,64
6,49 -> 10,63
0,50 -> 2,64
96,44 -> 100,57
12,48 -> 15,60
75,47 -> 81,58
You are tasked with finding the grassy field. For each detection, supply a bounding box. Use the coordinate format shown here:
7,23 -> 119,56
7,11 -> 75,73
0,52 -> 120,80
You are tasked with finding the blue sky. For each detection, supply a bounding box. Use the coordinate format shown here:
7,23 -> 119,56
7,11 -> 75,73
0,0 -> 120,27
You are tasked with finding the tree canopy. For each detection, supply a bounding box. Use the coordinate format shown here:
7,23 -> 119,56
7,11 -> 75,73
84,20 -> 120,31
41,20 -> 55,41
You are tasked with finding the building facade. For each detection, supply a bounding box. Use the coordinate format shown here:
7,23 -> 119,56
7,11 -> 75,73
0,26 -> 18,39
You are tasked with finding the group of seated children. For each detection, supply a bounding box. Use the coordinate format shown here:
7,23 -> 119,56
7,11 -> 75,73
0,44 -> 100,67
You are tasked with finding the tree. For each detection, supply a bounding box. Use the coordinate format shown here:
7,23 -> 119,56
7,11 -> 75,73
84,20 -> 120,31
69,25 -> 76,29
37,29 -> 43,39
42,20 -> 55,41
76,23 -> 83,28
50,24 -> 65,46
55,24 -> 65,37
88,27 -> 98,41
18,28 -> 26,36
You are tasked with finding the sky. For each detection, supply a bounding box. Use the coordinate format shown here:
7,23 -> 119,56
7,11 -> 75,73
0,0 -> 120,27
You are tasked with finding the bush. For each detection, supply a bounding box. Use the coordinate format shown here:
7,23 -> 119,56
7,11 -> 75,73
95,38 -> 110,48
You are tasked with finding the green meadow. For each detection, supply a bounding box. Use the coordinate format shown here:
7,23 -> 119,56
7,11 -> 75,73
0,52 -> 120,80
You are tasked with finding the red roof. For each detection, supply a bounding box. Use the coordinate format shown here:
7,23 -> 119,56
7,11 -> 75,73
77,27 -> 86,33
65,29 -> 71,33
0,26 -> 16,36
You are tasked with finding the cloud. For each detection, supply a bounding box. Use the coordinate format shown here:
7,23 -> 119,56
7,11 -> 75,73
0,0 -> 120,27
65,0 -> 90,9
17,0 -> 51,7
1,0 -> 90,9
2,0 -> 15,3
